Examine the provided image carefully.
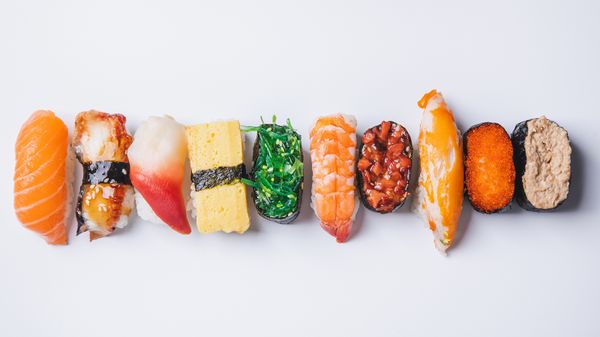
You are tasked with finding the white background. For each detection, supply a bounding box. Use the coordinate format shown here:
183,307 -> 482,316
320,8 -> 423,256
1,1 -> 599,336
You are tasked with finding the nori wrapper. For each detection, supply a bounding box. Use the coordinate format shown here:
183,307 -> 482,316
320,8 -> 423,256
511,118 -> 571,212
250,124 -> 303,224
357,121 -> 412,214
463,122 -> 514,214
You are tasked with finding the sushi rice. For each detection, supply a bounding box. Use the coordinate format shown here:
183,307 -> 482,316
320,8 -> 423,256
65,144 -> 75,234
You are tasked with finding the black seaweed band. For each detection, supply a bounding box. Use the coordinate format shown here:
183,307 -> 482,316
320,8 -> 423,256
192,163 -> 246,191
82,161 -> 132,186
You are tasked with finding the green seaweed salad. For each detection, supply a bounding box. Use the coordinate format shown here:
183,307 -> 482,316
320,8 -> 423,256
241,117 -> 303,221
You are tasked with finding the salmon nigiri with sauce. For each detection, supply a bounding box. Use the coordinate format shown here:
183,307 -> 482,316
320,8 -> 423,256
310,114 -> 358,243
14,110 -> 73,245
412,90 -> 464,254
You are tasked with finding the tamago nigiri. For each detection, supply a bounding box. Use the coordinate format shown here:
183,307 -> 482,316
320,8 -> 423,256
310,114 -> 358,243
14,110 -> 73,245
412,90 -> 464,254
186,120 -> 250,234
128,116 -> 191,234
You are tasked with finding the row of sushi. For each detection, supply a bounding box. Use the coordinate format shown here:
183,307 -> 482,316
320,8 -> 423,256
13,89 -> 572,254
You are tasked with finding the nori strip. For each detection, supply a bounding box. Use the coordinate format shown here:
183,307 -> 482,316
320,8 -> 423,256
76,161 -> 131,235
75,185 -> 86,234
511,118 -> 571,212
192,164 -> 246,191
463,122 -> 513,214
82,161 -> 131,185
75,161 -> 131,235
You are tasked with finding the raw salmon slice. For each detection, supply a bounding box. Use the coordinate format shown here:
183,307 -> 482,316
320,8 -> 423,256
14,110 -> 71,245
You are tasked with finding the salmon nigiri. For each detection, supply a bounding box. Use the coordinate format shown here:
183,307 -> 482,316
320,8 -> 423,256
14,110 -> 73,245
128,116 -> 191,234
310,114 -> 358,243
412,90 -> 464,254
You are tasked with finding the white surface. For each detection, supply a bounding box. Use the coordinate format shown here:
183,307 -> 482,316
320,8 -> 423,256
1,1 -> 599,336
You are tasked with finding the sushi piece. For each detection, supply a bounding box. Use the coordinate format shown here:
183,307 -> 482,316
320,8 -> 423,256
412,90 -> 464,254
310,114 -> 358,243
72,110 -> 135,240
512,116 -> 571,211
242,117 -> 304,224
14,110 -> 73,245
357,121 -> 412,213
464,122 -> 515,213
186,120 -> 250,233
128,116 -> 191,234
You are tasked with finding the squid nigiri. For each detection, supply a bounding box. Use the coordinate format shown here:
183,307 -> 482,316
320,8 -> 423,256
72,110 -> 135,240
128,116 -> 191,234
412,90 -> 464,254
310,114 -> 358,243
14,110 -> 73,245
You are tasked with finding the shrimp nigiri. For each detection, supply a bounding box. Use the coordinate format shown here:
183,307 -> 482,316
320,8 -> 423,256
128,116 -> 191,234
310,114 -> 358,243
412,90 -> 464,254
14,110 -> 73,245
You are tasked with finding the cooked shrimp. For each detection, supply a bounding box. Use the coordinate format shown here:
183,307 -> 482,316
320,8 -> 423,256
310,114 -> 358,243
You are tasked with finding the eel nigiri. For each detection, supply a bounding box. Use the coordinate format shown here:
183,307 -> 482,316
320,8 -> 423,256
412,90 -> 464,254
14,110 -> 73,245
72,110 -> 135,240
128,115 -> 191,234
310,114 -> 358,243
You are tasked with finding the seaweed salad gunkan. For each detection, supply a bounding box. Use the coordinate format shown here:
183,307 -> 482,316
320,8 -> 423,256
242,117 -> 304,223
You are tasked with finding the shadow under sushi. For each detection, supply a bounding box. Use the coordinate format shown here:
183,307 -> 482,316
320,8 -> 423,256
449,202 -> 473,251
244,186 -> 262,233
348,203 -> 365,242
239,131 -> 261,233
499,202 -> 523,215
293,148 -> 316,226
553,141 -> 584,212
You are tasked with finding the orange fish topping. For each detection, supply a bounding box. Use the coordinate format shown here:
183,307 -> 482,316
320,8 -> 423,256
14,110 -> 69,245
415,90 -> 464,252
